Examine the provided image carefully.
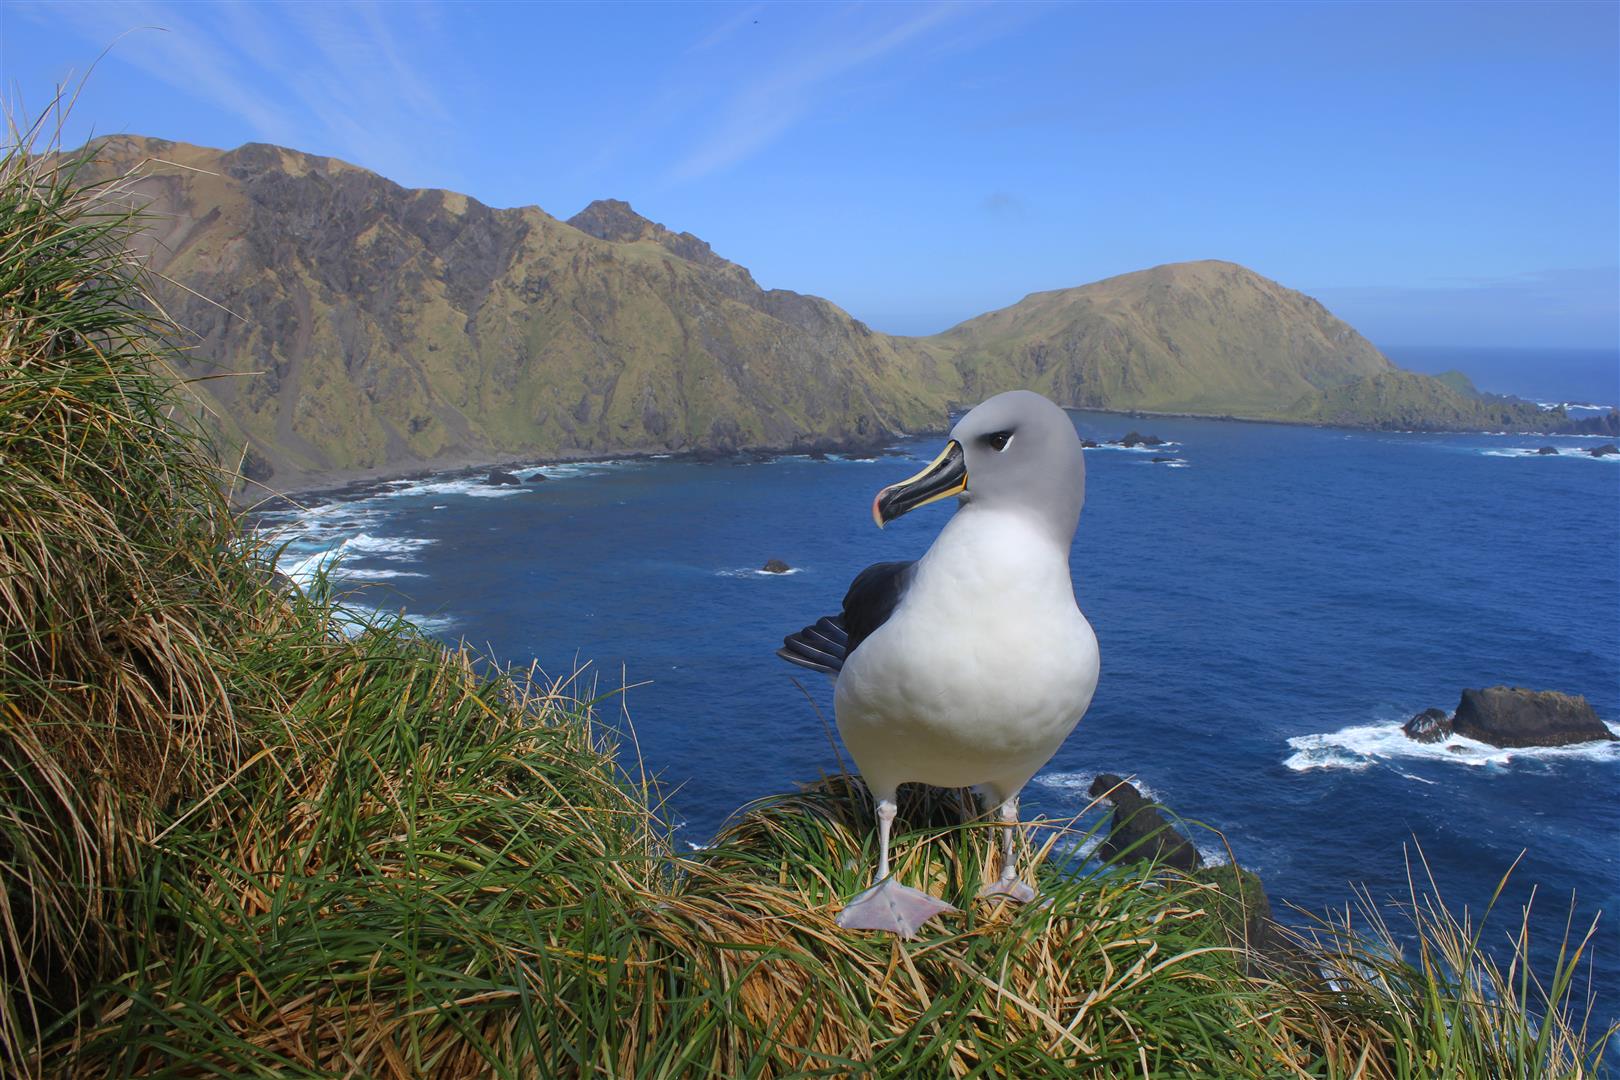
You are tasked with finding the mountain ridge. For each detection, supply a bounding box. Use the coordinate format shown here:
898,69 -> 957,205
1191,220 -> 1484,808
74,135 -> 1562,490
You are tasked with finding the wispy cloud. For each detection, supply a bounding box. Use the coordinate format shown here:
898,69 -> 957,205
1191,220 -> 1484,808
667,2 -> 972,184
21,1 -> 303,144
16,0 -> 456,185
688,2 -> 768,54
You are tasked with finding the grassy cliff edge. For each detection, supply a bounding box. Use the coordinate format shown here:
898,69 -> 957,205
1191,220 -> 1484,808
2,125 -> 1610,1078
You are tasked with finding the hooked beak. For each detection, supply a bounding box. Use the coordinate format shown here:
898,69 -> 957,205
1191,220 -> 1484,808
871,440 -> 967,528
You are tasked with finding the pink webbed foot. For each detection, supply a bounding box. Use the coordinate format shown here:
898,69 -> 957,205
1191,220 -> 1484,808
836,877 -> 958,939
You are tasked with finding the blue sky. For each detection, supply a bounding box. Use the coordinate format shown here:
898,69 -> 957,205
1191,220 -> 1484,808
3,1 -> 1616,349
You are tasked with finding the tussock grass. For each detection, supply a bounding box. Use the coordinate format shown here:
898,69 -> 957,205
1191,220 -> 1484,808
1,109 -> 1611,1077
0,104 -> 265,1067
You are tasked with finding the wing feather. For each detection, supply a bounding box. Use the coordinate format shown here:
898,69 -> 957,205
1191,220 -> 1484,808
776,560 -> 915,676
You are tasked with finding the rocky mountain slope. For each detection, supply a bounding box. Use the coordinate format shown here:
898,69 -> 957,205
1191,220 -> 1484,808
79,136 -> 1561,489
931,260 -> 1392,415
86,137 -> 952,486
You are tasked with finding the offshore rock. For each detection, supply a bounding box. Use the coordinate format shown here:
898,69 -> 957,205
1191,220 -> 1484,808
761,559 -> 792,574
1402,707 -> 1453,744
485,468 -> 522,486
1588,443 -> 1618,457
1451,687 -> 1616,748
1535,445 -> 1560,455
1088,774 -> 1202,871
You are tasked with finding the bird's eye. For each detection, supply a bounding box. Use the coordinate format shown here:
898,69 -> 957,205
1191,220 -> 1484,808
985,431 -> 1013,452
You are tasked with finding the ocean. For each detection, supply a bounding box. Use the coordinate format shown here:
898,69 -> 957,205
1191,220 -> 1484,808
1384,345 -> 1619,409
257,409 -> 1620,1020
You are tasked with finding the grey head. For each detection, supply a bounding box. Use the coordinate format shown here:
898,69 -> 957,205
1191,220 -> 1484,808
872,389 -> 1086,547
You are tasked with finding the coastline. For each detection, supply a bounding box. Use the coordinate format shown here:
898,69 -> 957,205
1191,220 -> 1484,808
241,403 -> 1617,510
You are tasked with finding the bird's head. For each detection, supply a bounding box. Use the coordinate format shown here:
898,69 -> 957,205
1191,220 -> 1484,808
871,390 -> 1086,541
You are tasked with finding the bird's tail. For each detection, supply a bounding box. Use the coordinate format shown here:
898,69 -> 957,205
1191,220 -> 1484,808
776,615 -> 848,674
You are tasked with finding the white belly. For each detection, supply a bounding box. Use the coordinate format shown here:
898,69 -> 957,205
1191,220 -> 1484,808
833,513 -> 1100,799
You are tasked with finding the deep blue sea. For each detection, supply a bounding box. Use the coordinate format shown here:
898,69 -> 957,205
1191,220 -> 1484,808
259,410 -> 1619,1025
1384,345 -> 1619,409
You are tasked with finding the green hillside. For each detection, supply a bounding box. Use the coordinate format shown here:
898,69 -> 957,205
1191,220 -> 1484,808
1288,369 -> 1553,430
87,136 -> 956,487
82,137 -> 1564,491
932,259 -> 1393,414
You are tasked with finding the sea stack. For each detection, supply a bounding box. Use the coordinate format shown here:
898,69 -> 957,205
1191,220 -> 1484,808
1450,687 -> 1616,748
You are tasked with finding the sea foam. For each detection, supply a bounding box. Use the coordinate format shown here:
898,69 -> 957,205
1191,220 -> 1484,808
1284,719 -> 1620,773
1034,770 -> 1163,805
713,566 -> 806,578
1086,440 -> 1183,454
1479,447 -> 1617,461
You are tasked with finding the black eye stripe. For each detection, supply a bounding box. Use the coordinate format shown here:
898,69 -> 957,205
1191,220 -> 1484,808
985,431 -> 1013,452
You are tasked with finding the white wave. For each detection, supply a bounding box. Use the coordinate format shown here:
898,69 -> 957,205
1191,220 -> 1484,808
378,476 -> 532,500
331,567 -> 425,580
332,604 -> 457,637
1035,770 -> 1162,805
1480,447 -> 1617,461
1284,720 -> 1620,773
281,546 -> 344,591
713,566 -> 805,578
1164,461 -> 1190,468
1538,402 -> 1616,412
344,533 -> 436,556
273,532 -> 436,586
526,459 -> 641,480
1087,440 -> 1182,454
399,611 -> 457,634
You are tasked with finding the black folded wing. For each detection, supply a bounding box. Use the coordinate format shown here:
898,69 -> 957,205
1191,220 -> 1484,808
776,560 -> 915,675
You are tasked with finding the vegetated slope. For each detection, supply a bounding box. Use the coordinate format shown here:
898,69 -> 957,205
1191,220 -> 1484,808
1290,368 -> 1556,430
936,260 -> 1389,414
84,136 -> 954,487
82,137 -> 1559,491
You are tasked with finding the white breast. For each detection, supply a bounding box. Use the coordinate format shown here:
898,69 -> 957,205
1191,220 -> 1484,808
834,510 -> 1100,799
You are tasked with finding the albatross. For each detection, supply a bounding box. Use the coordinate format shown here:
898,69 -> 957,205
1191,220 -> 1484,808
778,390 -> 1100,938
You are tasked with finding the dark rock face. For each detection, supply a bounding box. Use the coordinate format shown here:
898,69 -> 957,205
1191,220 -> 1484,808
1588,443 -> 1618,457
485,468 -> 521,486
525,472 -> 548,483
1151,455 -> 1174,463
1566,411 -> 1620,437
761,559 -> 792,574
1402,707 -> 1453,744
1080,439 -> 1098,449
1535,445 -> 1560,455
1088,774 -> 1202,871
1451,687 -> 1616,748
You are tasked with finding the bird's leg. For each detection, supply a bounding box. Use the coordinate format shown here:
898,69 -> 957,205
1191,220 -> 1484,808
836,793 -> 957,938
978,794 -> 1036,903
874,797 -> 896,881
